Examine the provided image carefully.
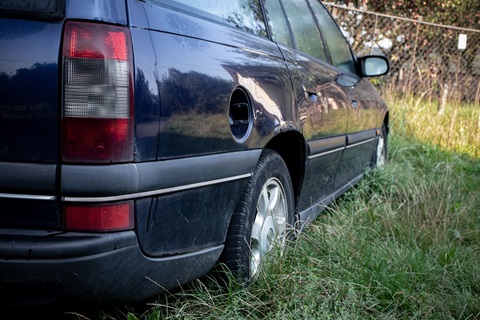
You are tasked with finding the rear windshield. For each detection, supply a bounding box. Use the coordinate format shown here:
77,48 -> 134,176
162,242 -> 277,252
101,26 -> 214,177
0,0 -> 65,20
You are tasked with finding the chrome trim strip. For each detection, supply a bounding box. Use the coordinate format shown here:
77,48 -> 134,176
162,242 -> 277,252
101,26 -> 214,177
63,173 -> 252,203
346,137 -> 375,149
0,193 -> 56,201
308,147 -> 345,160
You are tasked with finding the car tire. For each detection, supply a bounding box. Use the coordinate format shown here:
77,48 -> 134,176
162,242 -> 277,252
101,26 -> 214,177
220,149 -> 295,282
372,123 -> 388,168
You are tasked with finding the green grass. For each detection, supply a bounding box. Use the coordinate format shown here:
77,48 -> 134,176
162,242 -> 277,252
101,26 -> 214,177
385,92 -> 480,158
68,96 -> 480,319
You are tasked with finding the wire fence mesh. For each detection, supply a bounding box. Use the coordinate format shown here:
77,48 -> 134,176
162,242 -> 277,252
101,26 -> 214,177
324,2 -> 480,106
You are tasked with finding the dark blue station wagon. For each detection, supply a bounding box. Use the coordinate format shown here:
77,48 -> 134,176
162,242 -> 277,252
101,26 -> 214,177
0,0 -> 389,306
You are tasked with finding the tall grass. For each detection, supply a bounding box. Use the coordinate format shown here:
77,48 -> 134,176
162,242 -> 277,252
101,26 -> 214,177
385,92 -> 480,158
71,96 -> 480,320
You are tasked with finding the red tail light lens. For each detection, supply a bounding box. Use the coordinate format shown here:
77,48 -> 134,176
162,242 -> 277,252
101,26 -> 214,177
64,201 -> 134,232
62,21 -> 133,163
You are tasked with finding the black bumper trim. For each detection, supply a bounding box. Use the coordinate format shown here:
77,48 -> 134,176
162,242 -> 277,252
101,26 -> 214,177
61,150 -> 261,201
0,229 -> 138,259
0,162 -> 56,197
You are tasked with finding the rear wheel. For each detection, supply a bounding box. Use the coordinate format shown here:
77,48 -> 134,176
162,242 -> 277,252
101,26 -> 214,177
220,149 -> 295,281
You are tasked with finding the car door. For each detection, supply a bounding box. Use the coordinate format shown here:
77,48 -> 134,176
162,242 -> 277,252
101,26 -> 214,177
308,0 -> 380,190
264,0 -> 351,221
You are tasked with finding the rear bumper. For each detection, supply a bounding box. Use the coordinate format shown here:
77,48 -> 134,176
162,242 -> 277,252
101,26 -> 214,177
0,150 -> 262,306
0,229 -> 223,307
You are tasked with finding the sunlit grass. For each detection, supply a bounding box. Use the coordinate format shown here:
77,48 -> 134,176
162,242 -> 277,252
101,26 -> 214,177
385,92 -> 480,158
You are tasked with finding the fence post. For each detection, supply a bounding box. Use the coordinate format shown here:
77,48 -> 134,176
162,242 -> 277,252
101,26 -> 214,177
370,13 -> 379,55
476,80 -> 480,104
407,16 -> 423,97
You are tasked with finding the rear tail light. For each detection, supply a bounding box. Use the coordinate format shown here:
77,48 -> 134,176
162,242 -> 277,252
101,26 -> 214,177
62,21 -> 133,163
64,201 -> 134,232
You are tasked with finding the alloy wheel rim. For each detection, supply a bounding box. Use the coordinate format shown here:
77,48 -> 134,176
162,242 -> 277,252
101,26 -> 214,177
250,177 -> 288,279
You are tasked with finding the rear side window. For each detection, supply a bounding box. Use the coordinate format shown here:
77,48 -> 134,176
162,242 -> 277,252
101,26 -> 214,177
154,0 -> 267,37
264,0 -> 292,47
281,0 -> 327,61
308,0 -> 356,73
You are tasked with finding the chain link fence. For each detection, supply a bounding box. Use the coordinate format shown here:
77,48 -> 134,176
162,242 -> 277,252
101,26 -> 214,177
324,2 -> 480,106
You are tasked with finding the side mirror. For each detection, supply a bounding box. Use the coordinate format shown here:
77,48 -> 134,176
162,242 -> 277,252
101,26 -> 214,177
358,55 -> 390,77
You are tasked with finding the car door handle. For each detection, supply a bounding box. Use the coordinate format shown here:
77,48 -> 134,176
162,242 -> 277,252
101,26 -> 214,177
302,82 -> 318,103
336,73 -> 358,87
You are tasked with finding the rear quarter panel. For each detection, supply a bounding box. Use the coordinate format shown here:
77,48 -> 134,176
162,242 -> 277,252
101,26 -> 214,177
128,0 -> 296,160
127,0 -> 298,255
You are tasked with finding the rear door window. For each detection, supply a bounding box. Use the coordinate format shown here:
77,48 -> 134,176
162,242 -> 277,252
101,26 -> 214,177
153,0 -> 267,37
280,0 -> 328,62
263,0 -> 293,47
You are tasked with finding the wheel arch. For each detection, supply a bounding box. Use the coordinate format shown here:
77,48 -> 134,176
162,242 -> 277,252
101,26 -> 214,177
264,130 -> 306,213
383,111 -> 390,135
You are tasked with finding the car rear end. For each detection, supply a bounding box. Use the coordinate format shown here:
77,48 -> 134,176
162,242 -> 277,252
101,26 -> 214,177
0,0 -> 132,305
0,0 -> 216,307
